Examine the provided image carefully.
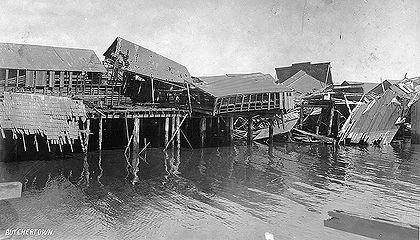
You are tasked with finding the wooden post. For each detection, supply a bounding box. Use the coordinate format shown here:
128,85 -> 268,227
228,116 -> 234,145
69,71 -> 73,94
171,116 -> 176,149
268,117 -> 274,146
99,117 -> 103,151
16,69 -> 20,87
327,106 -> 334,137
151,76 -> 155,104
85,119 -> 91,152
164,117 -> 170,147
131,118 -> 140,183
176,116 -> 181,149
247,117 -> 253,145
59,71 -> 64,95
200,117 -> 206,148
49,71 -> 54,88
4,69 -> 9,91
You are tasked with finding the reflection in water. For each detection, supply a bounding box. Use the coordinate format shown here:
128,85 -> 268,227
0,143 -> 419,239
97,152 -> 103,187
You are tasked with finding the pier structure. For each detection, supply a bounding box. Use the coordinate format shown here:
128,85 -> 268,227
0,37 -> 295,164
189,73 -> 295,146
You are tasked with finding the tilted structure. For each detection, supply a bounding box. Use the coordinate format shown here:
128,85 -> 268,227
191,73 -> 294,116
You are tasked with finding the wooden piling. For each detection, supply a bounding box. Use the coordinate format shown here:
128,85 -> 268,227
176,116 -> 181,149
247,117 -> 253,145
85,119 -> 91,152
200,117 -> 206,148
228,117 -> 234,145
171,116 -> 176,149
164,117 -> 170,147
133,119 -> 140,161
99,117 -> 103,151
327,106 -> 334,136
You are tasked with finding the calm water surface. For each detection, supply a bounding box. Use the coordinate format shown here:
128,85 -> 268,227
0,142 -> 419,240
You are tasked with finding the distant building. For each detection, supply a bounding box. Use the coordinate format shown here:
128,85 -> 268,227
275,62 -> 332,100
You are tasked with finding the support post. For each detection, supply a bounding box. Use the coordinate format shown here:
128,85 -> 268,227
99,117 -> 103,151
176,116 -> 181,149
247,117 -> 253,145
268,117 -> 274,146
164,117 -> 170,147
200,117 -> 206,148
131,118 -> 140,183
327,106 -> 334,137
16,69 -> 20,87
171,116 -> 176,149
85,119 -> 91,152
151,76 -> 155,104
228,116 -> 234,145
4,69 -> 9,91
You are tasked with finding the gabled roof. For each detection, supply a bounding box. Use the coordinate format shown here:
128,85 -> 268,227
0,42 -> 105,72
275,61 -> 332,85
193,73 -> 291,98
281,70 -> 326,95
103,37 -> 191,83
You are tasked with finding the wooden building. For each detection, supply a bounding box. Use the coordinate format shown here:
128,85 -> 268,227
191,73 -> 294,116
0,42 -> 106,97
103,37 -> 192,109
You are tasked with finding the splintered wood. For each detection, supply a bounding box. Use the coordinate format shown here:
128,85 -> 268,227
0,92 -> 86,145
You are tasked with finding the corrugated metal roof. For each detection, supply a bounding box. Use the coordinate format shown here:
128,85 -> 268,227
103,37 -> 191,83
275,62 -> 332,85
0,42 -> 105,72
193,73 -> 291,97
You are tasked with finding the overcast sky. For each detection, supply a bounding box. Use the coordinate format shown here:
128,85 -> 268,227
0,0 -> 419,83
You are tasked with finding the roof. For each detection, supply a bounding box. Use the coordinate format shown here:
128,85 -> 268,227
341,81 -> 379,93
281,70 -> 325,94
275,61 -> 333,85
193,73 -> 291,98
103,37 -> 191,83
0,42 -> 105,72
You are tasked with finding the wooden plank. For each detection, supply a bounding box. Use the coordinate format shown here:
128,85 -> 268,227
324,210 -> 419,240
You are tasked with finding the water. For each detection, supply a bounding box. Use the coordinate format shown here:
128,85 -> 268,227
0,142 -> 419,239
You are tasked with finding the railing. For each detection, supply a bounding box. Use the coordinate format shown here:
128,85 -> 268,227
214,92 -> 294,115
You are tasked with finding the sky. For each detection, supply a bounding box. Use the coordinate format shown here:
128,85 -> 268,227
0,0 -> 419,83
